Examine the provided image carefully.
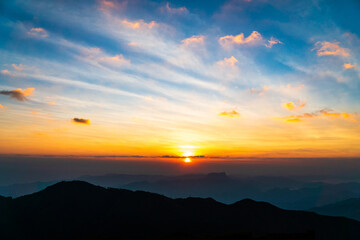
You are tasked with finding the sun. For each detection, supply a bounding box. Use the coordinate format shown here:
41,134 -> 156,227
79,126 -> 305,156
184,157 -> 191,163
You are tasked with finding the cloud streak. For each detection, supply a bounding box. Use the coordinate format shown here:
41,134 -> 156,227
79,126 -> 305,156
122,19 -> 157,29
281,109 -> 357,122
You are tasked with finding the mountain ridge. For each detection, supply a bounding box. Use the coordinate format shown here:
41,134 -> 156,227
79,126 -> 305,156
1,181 -> 360,239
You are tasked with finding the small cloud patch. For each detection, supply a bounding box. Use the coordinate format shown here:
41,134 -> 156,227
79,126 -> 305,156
72,118 -> 90,125
219,31 -> 262,48
28,27 -> 48,38
219,110 -> 240,118
281,100 -> 306,111
313,41 -> 349,57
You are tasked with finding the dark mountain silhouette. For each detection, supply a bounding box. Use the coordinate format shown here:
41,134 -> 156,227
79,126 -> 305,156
2,173 -> 360,212
310,198 -> 360,221
0,181 -> 360,240
120,173 -> 360,209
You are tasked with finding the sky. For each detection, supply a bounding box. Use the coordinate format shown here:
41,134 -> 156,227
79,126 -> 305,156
0,0 -> 360,159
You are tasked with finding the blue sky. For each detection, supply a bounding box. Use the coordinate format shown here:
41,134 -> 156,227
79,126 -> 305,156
0,0 -> 359,157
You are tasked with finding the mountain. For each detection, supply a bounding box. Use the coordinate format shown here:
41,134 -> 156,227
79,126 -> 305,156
259,182 -> 360,209
0,181 -> 360,240
121,173 -> 360,209
310,198 -> 360,221
2,173 -> 360,211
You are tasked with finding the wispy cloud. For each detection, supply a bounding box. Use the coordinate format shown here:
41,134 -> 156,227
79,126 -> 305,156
122,19 -> 157,29
12,64 -> 23,71
181,35 -> 204,46
1,69 -> 11,75
0,88 -> 35,101
219,31 -> 262,48
28,27 -> 48,38
72,118 -> 90,125
218,110 -> 240,118
281,109 -> 357,122
162,2 -> 188,14
251,86 -> 269,96
101,0 -> 115,8
313,41 -> 350,57
216,56 -> 239,67
99,54 -> 131,67
265,37 -> 282,48
281,100 -> 306,111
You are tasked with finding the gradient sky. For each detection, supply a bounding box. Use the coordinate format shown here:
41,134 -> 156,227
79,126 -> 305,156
0,0 -> 359,158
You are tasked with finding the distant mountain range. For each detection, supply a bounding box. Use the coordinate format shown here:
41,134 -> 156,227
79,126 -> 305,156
310,198 -> 360,221
1,181 -> 360,240
1,172 -> 360,212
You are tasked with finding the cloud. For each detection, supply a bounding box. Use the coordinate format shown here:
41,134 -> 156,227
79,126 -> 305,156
1,69 -> 11,75
28,27 -> 48,38
163,2 -> 188,14
251,86 -> 269,96
344,63 -> 356,69
128,42 -> 138,47
12,64 -> 23,71
81,48 -> 131,68
216,56 -> 239,67
218,110 -> 240,118
72,118 -> 90,125
219,31 -> 262,48
102,0 -> 115,8
285,118 -> 302,122
99,54 -> 131,66
265,37 -> 282,48
122,19 -> 157,29
313,41 -> 350,57
281,109 -> 357,123
1,68 -> 21,77
0,88 -> 35,101
281,100 -> 306,111
98,0 -> 126,11
181,35 -> 204,46
282,84 -> 305,91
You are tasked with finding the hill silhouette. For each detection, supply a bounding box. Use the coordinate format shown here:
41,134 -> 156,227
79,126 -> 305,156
3,173 -> 360,212
310,198 -> 360,221
0,181 -> 360,239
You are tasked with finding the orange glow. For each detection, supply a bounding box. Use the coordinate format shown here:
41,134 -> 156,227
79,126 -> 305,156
183,151 -> 193,157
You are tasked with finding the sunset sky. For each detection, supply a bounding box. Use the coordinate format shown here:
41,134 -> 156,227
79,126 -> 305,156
0,0 -> 359,158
